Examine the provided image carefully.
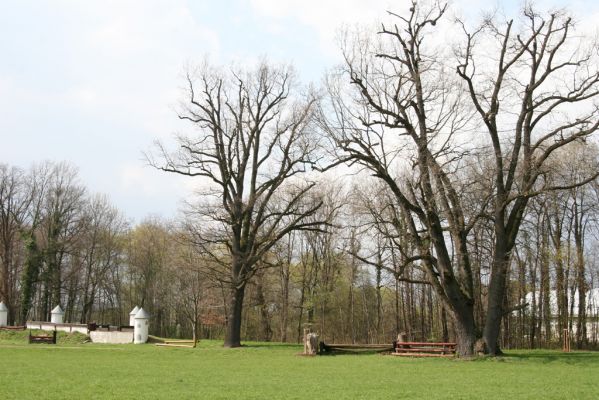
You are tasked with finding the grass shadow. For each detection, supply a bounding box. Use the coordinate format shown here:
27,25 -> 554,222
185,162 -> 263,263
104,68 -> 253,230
503,350 -> 599,366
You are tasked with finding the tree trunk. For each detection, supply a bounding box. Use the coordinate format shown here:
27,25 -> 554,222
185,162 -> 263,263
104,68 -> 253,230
540,216 -> 552,345
348,260 -> 356,344
441,307 -> 449,343
224,284 -> 246,348
256,275 -> 272,341
0,238 -> 11,323
20,234 -> 41,324
483,233 -> 512,355
280,234 -> 293,343
279,262 -> 289,343
375,262 -> 382,342
574,201 -> 587,348
451,306 -> 476,357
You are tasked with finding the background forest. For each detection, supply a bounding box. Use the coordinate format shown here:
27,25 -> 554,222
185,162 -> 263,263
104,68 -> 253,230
2,148 -> 599,350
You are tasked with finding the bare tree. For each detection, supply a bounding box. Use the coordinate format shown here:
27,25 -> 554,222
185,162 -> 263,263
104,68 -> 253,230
320,2 -> 480,356
40,162 -> 86,319
171,241 -> 208,344
320,1 -> 599,356
77,194 -> 127,323
20,162 -> 53,323
456,6 -> 599,354
0,165 -> 30,324
149,62 -> 326,347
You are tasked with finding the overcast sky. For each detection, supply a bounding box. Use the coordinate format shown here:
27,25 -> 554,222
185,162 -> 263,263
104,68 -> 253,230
1,0 -> 597,222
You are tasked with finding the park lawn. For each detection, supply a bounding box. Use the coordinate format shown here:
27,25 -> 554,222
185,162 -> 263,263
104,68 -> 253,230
0,334 -> 598,399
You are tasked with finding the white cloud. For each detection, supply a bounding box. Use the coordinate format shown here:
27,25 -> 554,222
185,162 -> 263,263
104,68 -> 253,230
0,0 -> 223,219
3,0 -> 599,221
249,0 -> 393,57
120,164 -> 162,196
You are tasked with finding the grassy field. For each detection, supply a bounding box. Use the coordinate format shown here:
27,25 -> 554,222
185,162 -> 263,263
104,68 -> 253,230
1,331 -> 598,399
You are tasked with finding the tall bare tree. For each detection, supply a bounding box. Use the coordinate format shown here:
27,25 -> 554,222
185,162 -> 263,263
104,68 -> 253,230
150,62 -> 326,347
320,2 -> 481,356
40,162 -> 86,318
0,165 -> 30,324
320,2 -> 599,356
456,6 -> 599,354
77,194 -> 127,323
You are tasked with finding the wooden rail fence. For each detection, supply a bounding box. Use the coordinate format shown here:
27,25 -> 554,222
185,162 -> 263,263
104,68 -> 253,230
319,342 -> 394,354
28,330 -> 57,344
392,341 -> 456,357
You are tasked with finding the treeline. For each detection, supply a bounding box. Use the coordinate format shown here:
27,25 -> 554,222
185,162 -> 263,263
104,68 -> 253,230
2,155 -> 599,349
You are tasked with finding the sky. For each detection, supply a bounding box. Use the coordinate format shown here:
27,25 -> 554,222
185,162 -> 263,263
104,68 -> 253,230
1,0 -> 598,222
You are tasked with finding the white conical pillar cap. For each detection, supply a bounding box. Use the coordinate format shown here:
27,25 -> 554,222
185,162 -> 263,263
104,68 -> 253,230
51,305 -> 64,315
0,302 -> 7,312
134,308 -> 150,319
50,305 -> 64,324
129,305 -> 140,316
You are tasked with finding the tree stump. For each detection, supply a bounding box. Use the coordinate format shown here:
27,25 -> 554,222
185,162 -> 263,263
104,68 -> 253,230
305,333 -> 319,355
396,332 -> 410,349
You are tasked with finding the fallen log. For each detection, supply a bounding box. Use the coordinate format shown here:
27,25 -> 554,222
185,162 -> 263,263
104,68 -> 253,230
319,341 -> 394,354
155,343 -> 196,348
0,326 -> 26,331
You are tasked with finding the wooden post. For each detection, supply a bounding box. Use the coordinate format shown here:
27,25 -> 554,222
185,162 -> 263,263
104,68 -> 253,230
396,332 -> 409,350
303,328 -> 308,355
302,323 -> 313,355
563,329 -> 570,352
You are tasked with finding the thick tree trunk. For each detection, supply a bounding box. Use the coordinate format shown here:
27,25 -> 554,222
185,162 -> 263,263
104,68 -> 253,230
451,305 -> 476,357
20,234 -> 41,324
483,247 -> 510,355
574,205 -> 587,348
224,285 -> 246,348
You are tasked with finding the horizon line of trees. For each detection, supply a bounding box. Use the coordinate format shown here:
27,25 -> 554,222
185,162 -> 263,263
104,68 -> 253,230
2,151 -> 599,351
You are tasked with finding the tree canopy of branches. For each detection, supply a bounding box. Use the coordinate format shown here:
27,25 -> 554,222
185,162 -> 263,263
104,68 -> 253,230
320,2 -> 599,356
149,62 -> 327,347
456,4 -> 599,355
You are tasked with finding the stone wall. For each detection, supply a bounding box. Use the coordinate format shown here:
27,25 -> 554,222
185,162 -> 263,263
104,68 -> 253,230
89,330 -> 133,344
26,321 -> 88,334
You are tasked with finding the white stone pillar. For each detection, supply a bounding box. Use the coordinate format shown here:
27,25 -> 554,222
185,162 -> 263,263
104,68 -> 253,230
0,302 -> 8,327
50,305 -> 64,324
129,306 -> 139,326
134,308 -> 150,344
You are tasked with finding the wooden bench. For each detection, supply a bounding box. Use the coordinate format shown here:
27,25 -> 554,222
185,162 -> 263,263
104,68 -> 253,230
28,330 -> 57,344
392,341 -> 456,357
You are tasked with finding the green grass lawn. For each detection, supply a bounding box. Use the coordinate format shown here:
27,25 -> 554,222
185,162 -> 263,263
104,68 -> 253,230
1,331 -> 598,399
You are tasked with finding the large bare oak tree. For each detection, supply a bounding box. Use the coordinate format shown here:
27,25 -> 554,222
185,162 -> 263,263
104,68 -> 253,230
457,6 -> 599,354
320,2 -> 599,356
150,62 -> 326,347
